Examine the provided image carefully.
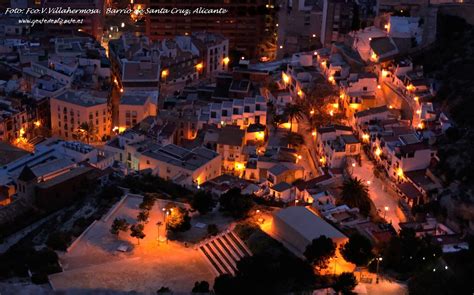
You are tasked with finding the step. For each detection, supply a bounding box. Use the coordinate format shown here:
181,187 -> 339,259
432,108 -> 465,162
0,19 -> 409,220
204,243 -> 232,275
210,240 -> 237,273
216,235 -> 240,261
222,234 -> 245,259
200,246 -> 224,275
229,231 -> 252,257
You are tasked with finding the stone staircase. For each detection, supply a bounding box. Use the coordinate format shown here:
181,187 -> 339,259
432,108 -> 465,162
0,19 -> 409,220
198,230 -> 252,276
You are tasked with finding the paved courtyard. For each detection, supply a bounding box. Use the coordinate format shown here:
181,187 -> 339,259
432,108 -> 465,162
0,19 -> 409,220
49,195 -> 216,293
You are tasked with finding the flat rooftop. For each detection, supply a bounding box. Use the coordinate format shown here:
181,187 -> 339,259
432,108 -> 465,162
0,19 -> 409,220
275,206 -> 347,241
55,90 -> 107,107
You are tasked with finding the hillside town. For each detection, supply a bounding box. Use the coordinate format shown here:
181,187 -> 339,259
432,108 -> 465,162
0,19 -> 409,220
0,0 -> 473,294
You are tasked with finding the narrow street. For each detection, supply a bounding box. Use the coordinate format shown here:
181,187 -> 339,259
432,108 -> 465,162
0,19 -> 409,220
350,153 -> 405,232
297,119 -> 320,178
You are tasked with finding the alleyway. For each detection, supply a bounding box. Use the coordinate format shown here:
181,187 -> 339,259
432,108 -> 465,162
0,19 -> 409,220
350,153 -> 405,232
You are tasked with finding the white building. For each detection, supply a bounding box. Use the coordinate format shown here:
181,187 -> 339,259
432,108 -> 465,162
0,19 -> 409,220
387,16 -> 423,45
118,91 -> 158,130
272,206 -> 348,254
188,32 -> 229,77
199,96 -> 267,129
50,90 -> 111,141
139,144 -> 222,188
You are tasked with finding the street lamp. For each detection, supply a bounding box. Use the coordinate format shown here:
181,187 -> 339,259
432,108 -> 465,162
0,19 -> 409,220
376,257 -> 383,284
384,206 -> 389,219
161,69 -> 169,82
156,221 -> 162,242
161,207 -> 173,244
223,57 -> 230,68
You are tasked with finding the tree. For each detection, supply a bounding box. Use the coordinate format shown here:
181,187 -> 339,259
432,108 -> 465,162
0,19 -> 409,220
191,191 -> 214,215
283,103 -> 305,132
340,233 -> 374,266
192,281 -> 210,293
166,207 -> 191,232
303,81 -> 344,129
382,228 -> 442,274
137,210 -> 150,223
110,218 -> 129,236
272,113 -> 286,130
76,122 -> 96,144
333,272 -> 357,294
283,132 -> 305,148
340,177 -> 371,216
304,235 -> 336,269
130,223 -> 146,245
139,193 -> 156,210
219,188 -> 254,219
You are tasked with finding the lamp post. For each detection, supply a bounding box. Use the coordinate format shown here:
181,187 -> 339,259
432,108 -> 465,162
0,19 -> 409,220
156,221 -> 162,243
376,257 -> 383,284
384,206 -> 389,220
161,208 -> 173,244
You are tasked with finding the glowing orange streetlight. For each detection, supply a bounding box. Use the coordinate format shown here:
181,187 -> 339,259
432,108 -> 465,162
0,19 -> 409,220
223,57 -> 230,66
371,52 -> 378,62
397,168 -> 404,177
161,69 -> 169,79
195,62 -> 203,71
375,147 -> 382,157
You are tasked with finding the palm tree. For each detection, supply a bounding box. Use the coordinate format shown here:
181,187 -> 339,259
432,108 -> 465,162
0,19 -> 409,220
77,122 -> 96,144
283,132 -> 305,148
340,177 -> 371,216
272,113 -> 285,130
283,103 -> 305,133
